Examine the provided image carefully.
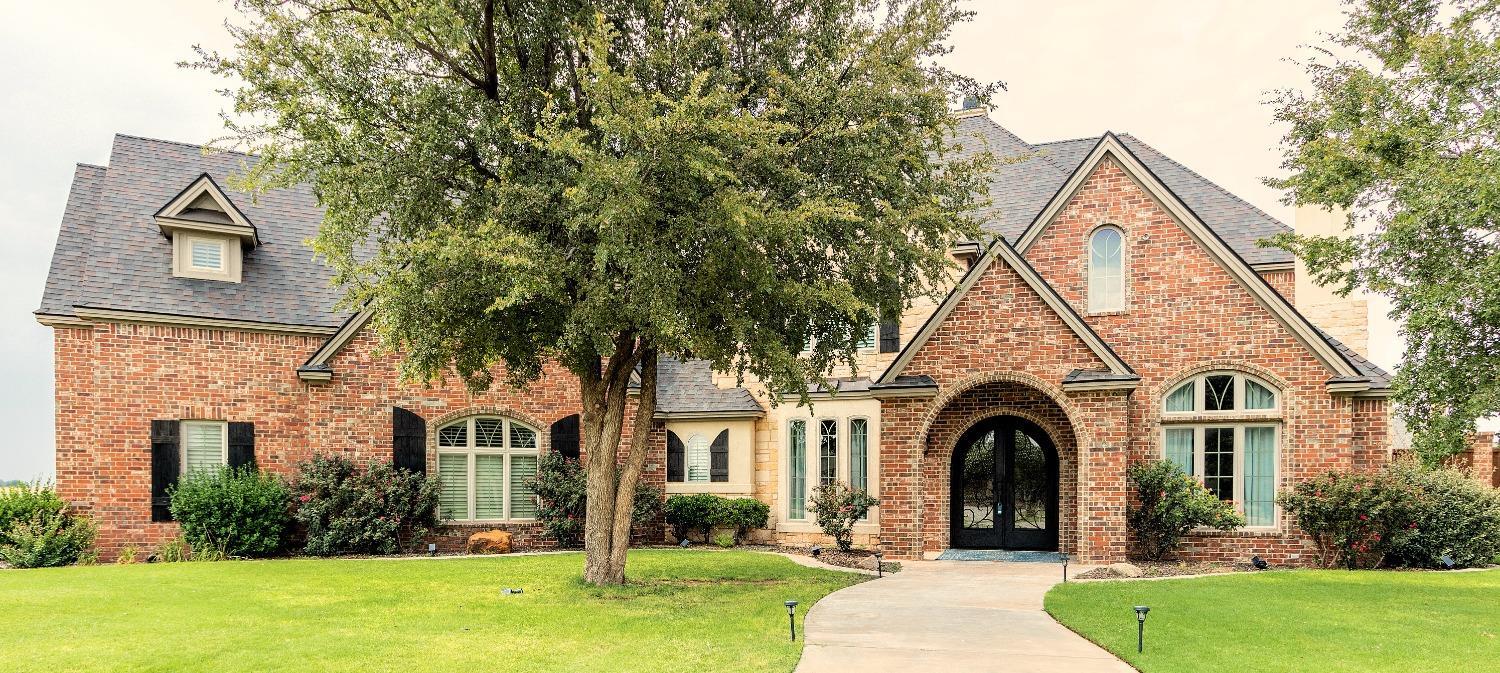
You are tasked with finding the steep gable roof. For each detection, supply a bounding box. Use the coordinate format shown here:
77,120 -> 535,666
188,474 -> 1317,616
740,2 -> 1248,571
952,115 -> 1295,267
1017,133 -> 1371,391
878,235 -> 1137,387
35,134 -> 348,329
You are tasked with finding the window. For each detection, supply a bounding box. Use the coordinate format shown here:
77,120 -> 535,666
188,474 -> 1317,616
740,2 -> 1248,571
788,420 -> 807,519
181,420 -> 226,475
1088,226 -> 1124,312
685,434 -> 710,483
436,416 -> 539,521
1160,372 -> 1280,527
849,418 -> 869,491
818,419 -> 838,486
856,323 -> 878,351
189,238 -> 225,271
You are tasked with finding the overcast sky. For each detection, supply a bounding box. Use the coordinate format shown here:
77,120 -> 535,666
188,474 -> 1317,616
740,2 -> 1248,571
0,0 -> 1399,479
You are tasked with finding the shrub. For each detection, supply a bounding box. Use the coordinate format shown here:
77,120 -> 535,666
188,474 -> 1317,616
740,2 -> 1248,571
530,454 -> 666,548
117,545 -> 138,564
1127,460 -> 1245,561
665,493 -> 723,542
1278,468 -> 1423,569
169,466 -> 292,558
293,455 -> 441,556
712,531 -> 736,548
719,498 -> 770,544
1386,460 -> 1500,568
157,536 -> 189,563
0,484 -> 95,568
808,482 -> 878,552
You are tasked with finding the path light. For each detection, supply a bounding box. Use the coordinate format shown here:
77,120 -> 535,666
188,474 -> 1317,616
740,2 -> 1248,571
874,552 -> 884,578
1061,553 -> 1070,583
784,600 -> 799,641
1134,606 -> 1151,653
810,545 -> 822,559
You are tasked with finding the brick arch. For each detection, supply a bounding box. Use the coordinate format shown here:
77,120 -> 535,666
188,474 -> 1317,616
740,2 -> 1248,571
915,375 -> 1083,555
1155,359 -> 1294,399
427,405 -> 552,453
916,371 -> 1092,450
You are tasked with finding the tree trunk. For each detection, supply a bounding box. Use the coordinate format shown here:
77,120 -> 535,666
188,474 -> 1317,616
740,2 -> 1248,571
579,335 -> 653,586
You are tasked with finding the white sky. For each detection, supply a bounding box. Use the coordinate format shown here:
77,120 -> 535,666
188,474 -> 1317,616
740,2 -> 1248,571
0,0 -> 1402,479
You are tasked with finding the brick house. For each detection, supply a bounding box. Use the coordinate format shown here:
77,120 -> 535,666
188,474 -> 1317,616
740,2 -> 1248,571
36,109 -> 1392,563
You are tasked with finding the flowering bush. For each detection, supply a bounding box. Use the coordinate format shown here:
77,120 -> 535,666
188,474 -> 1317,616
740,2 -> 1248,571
1277,468 -> 1423,569
530,453 -> 664,548
808,482 -> 878,552
169,466 -> 292,558
1386,460 -> 1500,568
1127,460 -> 1245,561
292,455 -> 441,556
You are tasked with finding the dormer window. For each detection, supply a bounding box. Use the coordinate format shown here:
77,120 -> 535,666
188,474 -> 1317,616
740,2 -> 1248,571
155,173 -> 258,283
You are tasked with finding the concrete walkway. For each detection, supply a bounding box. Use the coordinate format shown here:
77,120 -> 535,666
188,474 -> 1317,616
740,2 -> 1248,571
796,561 -> 1136,673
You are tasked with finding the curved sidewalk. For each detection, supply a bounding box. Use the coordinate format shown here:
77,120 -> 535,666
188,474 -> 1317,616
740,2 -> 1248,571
796,561 -> 1135,673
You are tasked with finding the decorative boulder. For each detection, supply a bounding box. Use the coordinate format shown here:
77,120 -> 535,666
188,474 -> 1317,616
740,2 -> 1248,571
1107,562 -> 1143,578
466,530 -> 514,555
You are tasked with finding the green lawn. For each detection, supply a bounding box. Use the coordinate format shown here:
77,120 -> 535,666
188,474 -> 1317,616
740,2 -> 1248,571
0,549 -> 863,673
1046,569 -> 1500,672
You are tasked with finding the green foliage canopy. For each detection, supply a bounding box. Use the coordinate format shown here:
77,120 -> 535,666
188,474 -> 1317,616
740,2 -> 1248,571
1268,0 -> 1500,461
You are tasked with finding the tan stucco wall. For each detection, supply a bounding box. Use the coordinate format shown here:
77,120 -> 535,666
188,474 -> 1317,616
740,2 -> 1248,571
663,418 -> 756,497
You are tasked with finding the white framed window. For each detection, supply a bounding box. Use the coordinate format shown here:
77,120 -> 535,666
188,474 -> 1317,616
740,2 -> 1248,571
788,420 -> 807,519
849,417 -> 869,491
189,237 -> 226,271
172,232 -> 240,282
685,433 -> 710,483
1161,372 -> 1281,527
181,420 -> 227,475
436,416 -> 540,522
1088,226 -> 1124,313
817,419 -> 838,486
856,323 -> 879,352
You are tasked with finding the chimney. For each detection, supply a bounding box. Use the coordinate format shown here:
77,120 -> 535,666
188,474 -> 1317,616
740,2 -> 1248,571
1293,204 -> 1370,353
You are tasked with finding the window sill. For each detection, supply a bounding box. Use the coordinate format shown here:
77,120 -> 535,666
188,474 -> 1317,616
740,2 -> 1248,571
1187,527 -> 1282,537
442,519 -> 540,526
1085,309 -> 1128,317
665,482 -> 754,496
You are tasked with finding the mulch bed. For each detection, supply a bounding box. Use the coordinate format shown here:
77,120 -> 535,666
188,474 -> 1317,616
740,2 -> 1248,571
1075,560 -> 1263,579
723,543 -> 901,574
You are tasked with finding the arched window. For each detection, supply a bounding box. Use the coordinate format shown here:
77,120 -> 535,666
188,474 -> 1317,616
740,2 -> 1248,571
436,416 -> 540,522
1160,372 -> 1280,528
685,434 -> 711,483
1088,226 -> 1124,312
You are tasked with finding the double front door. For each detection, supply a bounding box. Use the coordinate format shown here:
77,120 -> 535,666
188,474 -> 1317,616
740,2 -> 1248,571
950,416 -> 1059,550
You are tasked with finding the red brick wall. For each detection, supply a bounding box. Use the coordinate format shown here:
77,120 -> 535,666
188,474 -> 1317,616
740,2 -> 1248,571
55,323 -> 660,560
1020,158 -> 1371,565
1259,269 -> 1295,303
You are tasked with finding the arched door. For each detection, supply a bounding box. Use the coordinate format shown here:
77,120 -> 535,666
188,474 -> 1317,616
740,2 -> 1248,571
950,416 -> 1059,550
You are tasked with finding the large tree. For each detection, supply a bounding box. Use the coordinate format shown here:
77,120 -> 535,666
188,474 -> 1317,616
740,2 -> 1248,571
202,0 -> 993,584
1268,0 -> 1500,464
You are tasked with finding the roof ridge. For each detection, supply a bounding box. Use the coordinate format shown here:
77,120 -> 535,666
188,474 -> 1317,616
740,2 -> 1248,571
114,133 -> 257,159
1031,135 -> 1101,147
1117,132 -> 1290,232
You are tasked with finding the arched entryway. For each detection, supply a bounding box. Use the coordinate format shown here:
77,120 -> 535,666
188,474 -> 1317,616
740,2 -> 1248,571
950,415 -> 1060,550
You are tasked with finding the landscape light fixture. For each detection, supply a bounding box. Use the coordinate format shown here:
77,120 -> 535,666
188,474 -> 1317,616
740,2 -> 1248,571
1134,606 -> 1151,653
1441,555 -> 1457,570
784,600 -> 799,641
874,552 -> 884,578
810,545 -> 822,559
679,538 -> 691,548
1061,553 -> 1070,582
1251,555 -> 1269,570
427,543 -> 437,557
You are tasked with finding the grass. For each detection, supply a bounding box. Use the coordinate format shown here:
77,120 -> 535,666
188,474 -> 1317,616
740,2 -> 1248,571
0,549 -> 864,673
1045,568 -> 1500,672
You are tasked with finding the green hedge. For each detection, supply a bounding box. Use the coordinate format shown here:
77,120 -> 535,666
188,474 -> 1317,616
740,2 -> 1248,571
664,494 -> 769,544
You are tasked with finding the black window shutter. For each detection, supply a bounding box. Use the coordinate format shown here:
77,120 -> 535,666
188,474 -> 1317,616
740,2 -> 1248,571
550,414 -> 581,460
709,430 -> 729,483
878,320 -> 900,353
666,431 -> 685,483
228,422 -> 256,469
150,420 -> 180,522
393,407 -> 427,474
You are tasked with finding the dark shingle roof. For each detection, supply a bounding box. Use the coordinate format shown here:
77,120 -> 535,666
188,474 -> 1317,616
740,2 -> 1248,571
653,359 -> 764,416
952,116 -> 1295,266
37,135 -> 347,328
